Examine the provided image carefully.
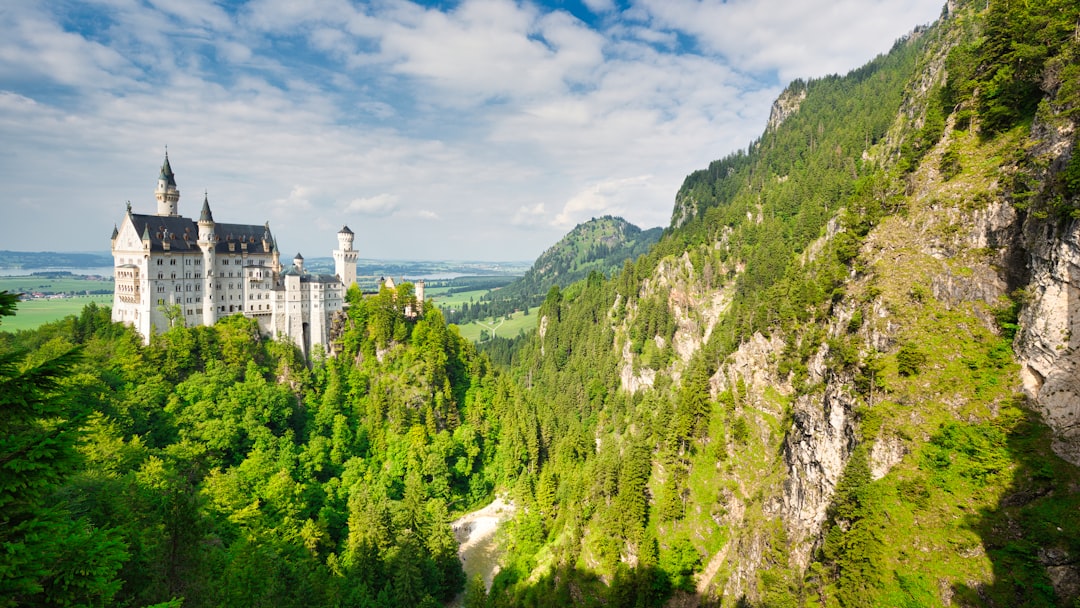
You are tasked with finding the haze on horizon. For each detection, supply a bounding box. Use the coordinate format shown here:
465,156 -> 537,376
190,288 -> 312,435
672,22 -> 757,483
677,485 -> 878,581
0,0 -> 943,262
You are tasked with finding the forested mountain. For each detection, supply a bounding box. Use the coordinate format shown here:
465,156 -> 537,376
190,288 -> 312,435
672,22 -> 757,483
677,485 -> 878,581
446,217 -> 660,325
474,0 -> 1080,605
3,0 -> 1080,606
496,217 -> 661,306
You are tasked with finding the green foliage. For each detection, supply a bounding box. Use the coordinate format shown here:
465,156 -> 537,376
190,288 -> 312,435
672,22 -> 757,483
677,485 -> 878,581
0,282 -> 503,607
939,0 -> 1080,134
1064,140 -> 1080,197
939,140 -> 962,181
0,292 -> 127,607
896,342 -> 927,377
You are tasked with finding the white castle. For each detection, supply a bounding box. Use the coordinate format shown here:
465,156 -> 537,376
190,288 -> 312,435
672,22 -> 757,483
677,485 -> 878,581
110,153 -> 362,357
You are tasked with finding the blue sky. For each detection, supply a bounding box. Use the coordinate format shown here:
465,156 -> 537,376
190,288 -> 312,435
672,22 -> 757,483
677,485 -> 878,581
0,0 -> 943,261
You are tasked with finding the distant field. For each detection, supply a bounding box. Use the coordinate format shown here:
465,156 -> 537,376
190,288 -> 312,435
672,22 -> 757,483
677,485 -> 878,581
452,310 -> 537,343
0,276 -> 113,294
2,295 -> 113,332
432,289 -> 491,310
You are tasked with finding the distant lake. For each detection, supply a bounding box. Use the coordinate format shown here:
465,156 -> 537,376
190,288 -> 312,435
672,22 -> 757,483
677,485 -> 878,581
0,267 -> 115,278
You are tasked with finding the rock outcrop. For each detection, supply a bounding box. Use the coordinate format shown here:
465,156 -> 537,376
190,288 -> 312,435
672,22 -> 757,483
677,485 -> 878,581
1017,216 -> 1080,465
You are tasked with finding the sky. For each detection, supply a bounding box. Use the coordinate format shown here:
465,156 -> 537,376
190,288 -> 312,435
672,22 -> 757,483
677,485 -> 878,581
0,0 -> 944,262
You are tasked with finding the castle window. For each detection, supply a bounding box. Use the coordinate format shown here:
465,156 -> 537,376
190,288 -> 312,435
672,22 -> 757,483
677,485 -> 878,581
185,259 -> 191,265
157,299 -> 164,305
220,306 -> 225,312
156,259 -> 163,266
175,286 -> 181,292
157,285 -> 164,293
170,259 -> 176,266
195,259 -> 201,266
196,297 -> 201,303
222,259 -> 228,265
158,273 -> 163,279
195,272 -> 201,279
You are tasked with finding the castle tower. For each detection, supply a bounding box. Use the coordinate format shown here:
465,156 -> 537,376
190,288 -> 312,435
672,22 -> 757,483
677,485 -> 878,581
155,151 -> 180,217
197,193 -> 216,326
293,252 -> 305,274
333,225 -> 358,289
415,279 -> 425,312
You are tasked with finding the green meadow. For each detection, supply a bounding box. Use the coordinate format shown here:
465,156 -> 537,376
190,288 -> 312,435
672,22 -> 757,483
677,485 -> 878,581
451,309 -> 536,343
1,294 -> 114,332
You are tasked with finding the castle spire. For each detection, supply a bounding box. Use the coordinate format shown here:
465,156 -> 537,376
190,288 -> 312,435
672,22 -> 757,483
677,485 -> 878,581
200,192 -> 214,222
155,149 -> 180,217
160,150 -> 176,188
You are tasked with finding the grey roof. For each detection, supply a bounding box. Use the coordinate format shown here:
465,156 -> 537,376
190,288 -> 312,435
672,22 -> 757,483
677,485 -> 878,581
199,195 -> 214,222
294,252 -> 304,260
159,153 -> 177,188
281,264 -> 340,284
111,225 -> 118,239
128,212 -> 274,254
338,225 -> 353,235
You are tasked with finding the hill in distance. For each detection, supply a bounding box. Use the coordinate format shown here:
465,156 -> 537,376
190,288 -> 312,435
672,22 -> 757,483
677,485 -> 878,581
445,215 -> 660,326
497,216 -> 660,303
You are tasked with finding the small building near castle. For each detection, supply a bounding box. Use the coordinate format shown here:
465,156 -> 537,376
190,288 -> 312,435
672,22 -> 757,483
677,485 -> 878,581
110,153 -> 358,358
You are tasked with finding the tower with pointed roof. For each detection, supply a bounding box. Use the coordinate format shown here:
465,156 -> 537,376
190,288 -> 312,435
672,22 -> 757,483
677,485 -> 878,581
155,151 -> 180,217
333,225 -> 358,289
197,193 -> 217,326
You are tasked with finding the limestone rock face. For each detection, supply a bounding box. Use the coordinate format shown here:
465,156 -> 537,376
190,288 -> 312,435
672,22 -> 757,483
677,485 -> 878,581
781,379 -> 857,568
767,86 -> 807,132
1016,217 -> 1080,466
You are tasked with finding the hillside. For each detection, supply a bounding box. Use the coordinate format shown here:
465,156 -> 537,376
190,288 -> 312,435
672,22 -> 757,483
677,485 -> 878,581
498,216 -> 661,304
477,0 -> 1080,605
445,216 -> 660,325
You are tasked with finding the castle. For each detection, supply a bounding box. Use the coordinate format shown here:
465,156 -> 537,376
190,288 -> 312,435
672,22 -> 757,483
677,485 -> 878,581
110,153 -> 360,357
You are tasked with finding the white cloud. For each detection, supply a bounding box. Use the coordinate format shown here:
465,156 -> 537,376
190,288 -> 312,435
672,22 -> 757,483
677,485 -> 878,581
554,176 -> 653,228
346,194 -> 400,217
582,0 -> 616,14
512,203 -> 547,226
0,0 -> 948,260
377,0 -> 604,104
635,0 -> 944,80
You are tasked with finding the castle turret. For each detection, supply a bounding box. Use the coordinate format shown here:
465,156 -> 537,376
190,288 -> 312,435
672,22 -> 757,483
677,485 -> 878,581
155,151 -> 180,217
333,225 -> 358,289
293,252 -> 305,274
197,193 -> 216,326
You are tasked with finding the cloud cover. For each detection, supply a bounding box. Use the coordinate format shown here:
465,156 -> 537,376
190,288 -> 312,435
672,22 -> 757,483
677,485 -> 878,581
0,0 -> 943,261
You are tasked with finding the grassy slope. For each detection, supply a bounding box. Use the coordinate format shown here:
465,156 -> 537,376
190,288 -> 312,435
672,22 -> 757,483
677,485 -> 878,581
0,295 -> 114,332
